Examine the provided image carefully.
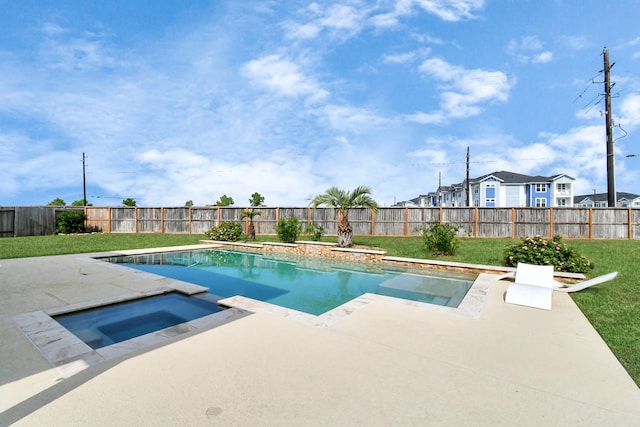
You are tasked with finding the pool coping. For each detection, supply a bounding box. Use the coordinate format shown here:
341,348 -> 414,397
3,246 -> 640,425
7,244 -> 577,377
11,276 -> 250,377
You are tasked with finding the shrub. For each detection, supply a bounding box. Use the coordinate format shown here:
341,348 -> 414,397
206,222 -> 243,241
504,235 -> 594,273
275,217 -> 302,243
56,211 -> 87,234
305,221 -> 325,241
417,222 -> 460,256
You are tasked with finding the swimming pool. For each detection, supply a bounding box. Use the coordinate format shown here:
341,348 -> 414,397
102,249 -> 476,316
54,292 -> 224,349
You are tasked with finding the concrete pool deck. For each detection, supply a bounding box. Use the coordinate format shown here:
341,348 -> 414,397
1,246 -> 639,426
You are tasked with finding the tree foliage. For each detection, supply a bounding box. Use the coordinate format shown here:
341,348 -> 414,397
240,208 -> 262,240
417,222 -> 461,256
310,185 -> 378,247
56,211 -> 87,234
47,198 -> 66,206
275,217 -> 302,243
249,192 -> 265,207
215,195 -> 234,206
122,198 -> 137,207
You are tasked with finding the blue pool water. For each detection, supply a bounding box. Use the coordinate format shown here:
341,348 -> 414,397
54,292 -> 223,349
102,249 -> 476,316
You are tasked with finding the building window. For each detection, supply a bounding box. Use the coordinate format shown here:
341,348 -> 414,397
535,198 -> 547,207
557,183 -> 567,193
473,199 -> 479,207
535,183 -> 547,192
557,198 -> 567,207
486,183 -> 495,188
474,185 -> 479,194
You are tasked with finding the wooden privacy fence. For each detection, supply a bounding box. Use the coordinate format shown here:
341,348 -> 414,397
2,206 -> 640,239
0,206 -> 83,238
82,206 -> 640,240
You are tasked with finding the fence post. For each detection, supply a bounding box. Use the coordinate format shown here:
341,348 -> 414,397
511,208 -> 515,239
629,208 -> 632,240
161,208 -> 166,233
549,208 -> 554,237
588,208 -> 593,240
404,207 -> 408,236
439,207 -> 443,224
370,208 -> 375,235
135,207 -> 139,233
474,208 -> 478,237
189,207 -> 192,234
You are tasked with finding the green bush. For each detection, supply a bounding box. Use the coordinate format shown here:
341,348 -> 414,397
275,217 -> 302,243
417,222 -> 460,256
56,211 -> 87,234
305,221 -> 325,241
504,235 -> 594,273
206,222 -> 243,241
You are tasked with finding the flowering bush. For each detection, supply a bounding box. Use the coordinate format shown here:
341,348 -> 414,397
504,235 -> 594,273
206,222 -> 243,241
417,222 -> 461,256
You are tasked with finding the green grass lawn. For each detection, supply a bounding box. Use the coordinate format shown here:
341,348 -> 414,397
1,233 -> 638,386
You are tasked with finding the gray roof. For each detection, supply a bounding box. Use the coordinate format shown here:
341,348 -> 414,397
574,192 -> 640,204
470,171 -> 573,184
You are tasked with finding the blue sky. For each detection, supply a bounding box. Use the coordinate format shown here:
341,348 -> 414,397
2,0 -> 640,207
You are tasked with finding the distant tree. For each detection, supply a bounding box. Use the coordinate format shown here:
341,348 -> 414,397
310,186 -> 378,248
47,198 -> 66,206
241,208 -> 262,240
71,199 -> 93,206
122,198 -> 137,207
249,192 -> 265,207
215,195 -> 234,206
185,200 -> 194,207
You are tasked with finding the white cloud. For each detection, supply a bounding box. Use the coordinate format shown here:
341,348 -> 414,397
316,104 -> 388,132
285,3 -> 367,40
560,35 -> 589,51
619,93 -> 640,126
106,147 -> 325,206
384,52 -> 419,64
383,47 -> 431,64
413,0 -> 484,22
39,22 -> 116,71
287,0 -> 484,39
410,57 -> 511,122
408,148 -> 449,164
241,54 -> 329,101
507,36 -> 553,64
533,51 -> 553,64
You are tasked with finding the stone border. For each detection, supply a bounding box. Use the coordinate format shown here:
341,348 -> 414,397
12,282 -> 249,377
200,240 -> 586,281
202,240 -> 388,263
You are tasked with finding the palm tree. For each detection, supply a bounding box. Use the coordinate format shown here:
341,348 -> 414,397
310,186 -> 378,248
240,208 -> 261,240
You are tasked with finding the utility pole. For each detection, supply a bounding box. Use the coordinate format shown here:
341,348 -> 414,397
82,152 -> 87,206
603,48 -> 616,207
439,171 -> 443,206
466,146 -> 470,207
